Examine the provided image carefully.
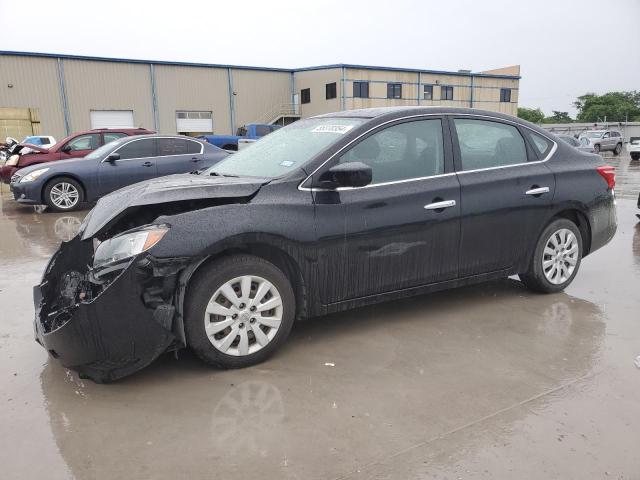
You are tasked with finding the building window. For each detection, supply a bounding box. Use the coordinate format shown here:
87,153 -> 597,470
500,88 -> 512,103
423,85 -> 433,100
387,83 -> 402,99
326,82 -> 337,100
301,88 -> 311,104
353,81 -> 369,98
441,86 -> 454,101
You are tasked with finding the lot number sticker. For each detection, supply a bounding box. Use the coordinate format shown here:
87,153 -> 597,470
311,125 -> 354,134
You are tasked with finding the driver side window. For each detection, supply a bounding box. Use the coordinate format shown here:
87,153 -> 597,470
66,134 -> 100,151
339,119 -> 444,184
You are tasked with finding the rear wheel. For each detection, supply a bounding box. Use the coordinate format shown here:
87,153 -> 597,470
631,153 -> 639,161
520,218 -> 583,293
43,177 -> 84,212
613,143 -> 622,155
185,255 -> 295,368
593,144 -> 600,154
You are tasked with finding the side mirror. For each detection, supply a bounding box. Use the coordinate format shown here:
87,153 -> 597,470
61,144 -> 72,153
106,152 -> 120,163
325,162 -> 372,188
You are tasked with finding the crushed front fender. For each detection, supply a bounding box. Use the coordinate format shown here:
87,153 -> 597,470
34,236 -> 191,383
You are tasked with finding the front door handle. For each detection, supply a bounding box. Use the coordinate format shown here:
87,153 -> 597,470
142,161 -> 153,167
424,200 -> 456,210
525,186 -> 550,196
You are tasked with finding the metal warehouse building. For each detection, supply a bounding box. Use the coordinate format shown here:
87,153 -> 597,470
0,51 -> 520,140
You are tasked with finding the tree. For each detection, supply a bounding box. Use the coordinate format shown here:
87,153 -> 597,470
517,107 -> 544,124
543,111 -> 573,124
574,91 -> 640,123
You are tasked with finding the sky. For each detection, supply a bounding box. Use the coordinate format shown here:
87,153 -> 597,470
1,0 -> 638,117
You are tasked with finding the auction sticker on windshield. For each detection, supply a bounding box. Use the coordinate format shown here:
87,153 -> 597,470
311,125 -> 354,134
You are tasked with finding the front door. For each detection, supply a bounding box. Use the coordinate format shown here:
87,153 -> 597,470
451,116 -> 556,277
97,137 -> 158,195
60,133 -> 101,160
313,117 -> 461,304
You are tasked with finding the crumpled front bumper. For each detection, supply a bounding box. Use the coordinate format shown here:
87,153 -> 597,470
34,236 -> 190,383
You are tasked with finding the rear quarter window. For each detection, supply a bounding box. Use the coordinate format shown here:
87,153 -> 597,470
526,131 -> 554,159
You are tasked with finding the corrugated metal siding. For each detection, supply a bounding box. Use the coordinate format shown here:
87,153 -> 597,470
0,55 -> 66,139
295,68 -> 342,118
63,59 -> 154,132
154,65 -> 231,135
232,69 -> 291,126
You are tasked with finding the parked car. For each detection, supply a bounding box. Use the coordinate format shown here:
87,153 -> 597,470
557,134 -> 596,153
578,130 -> 623,155
33,107 -> 617,382
627,138 -> 640,161
22,135 -> 57,148
11,135 -> 227,212
199,123 -> 280,151
0,128 -> 154,183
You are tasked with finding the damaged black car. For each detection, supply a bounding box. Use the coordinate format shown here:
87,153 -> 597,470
34,107 -> 617,382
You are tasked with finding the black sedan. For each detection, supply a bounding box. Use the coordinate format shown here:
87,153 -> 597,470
34,107 -> 617,382
10,135 -> 227,211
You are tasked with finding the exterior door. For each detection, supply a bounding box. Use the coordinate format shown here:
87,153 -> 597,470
451,116 -> 556,277
155,137 -> 204,176
98,137 -> 158,195
313,117 -> 461,304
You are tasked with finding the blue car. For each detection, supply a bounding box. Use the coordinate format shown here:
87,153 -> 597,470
10,135 -> 228,211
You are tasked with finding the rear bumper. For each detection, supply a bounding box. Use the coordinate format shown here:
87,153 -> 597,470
34,237 -> 188,383
588,190 -> 617,254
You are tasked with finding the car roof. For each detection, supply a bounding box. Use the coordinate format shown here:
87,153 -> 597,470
313,106 -> 526,123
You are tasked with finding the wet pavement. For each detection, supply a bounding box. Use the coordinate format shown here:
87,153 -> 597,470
1,154 -> 639,479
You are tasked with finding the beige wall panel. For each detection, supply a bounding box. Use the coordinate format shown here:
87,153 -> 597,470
232,69 -> 291,127
63,59 -> 154,132
155,65 -> 231,135
295,68 -> 341,117
0,55 -> 66,139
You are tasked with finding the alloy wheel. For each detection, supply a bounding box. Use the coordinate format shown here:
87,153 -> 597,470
542,228 -> 579,285
50,182 -> 79,209
203,275 -> 283,356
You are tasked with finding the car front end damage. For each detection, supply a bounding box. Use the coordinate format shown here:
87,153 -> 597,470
34,232 -> 201,383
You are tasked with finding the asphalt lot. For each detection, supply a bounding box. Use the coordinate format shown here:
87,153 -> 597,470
1,153 -> 639,480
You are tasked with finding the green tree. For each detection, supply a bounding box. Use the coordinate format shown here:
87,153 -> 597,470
574,91 -> 640,122
517,107 -> 545,124
543,111 -> 573,124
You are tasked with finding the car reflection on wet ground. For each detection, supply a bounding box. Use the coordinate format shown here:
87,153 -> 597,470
1,154 -> 639,479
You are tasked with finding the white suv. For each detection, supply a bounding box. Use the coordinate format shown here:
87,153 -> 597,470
628,138 -> 640,161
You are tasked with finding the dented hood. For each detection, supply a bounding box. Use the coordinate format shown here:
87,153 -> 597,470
80,173 -> 267,239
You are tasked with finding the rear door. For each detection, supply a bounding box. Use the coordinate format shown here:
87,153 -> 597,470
155,137 -> 204,176
451,116 -> 556,277
97,137 -> 158,194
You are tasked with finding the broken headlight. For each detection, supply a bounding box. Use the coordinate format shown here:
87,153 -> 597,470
93,225 -> 169,268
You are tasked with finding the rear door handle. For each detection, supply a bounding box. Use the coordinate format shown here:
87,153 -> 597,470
142,161 -> 153,167
424,200 -> 456,210
191,157 -> 201,163
525,186 -> 549,196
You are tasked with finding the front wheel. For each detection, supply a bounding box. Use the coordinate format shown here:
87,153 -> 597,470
185,255 -> 296,369
593,144 -> 600,154
44,177 -> 84,212
631,153 -> 639,161
613,143 -> 622,156
520,218 -> 583,293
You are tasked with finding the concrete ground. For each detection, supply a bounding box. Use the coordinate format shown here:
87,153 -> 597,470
1,154 -> 639,480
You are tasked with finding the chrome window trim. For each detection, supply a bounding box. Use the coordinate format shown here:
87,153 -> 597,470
102,136 -> 204,163
298,112 -> 558,192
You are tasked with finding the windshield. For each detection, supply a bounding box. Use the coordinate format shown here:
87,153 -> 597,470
85,141 -> 118,160
585,131 -> 604,138
205,117 -> 366,178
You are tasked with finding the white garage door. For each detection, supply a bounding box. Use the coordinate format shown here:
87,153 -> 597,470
176,111 -> 213,134
90,110 -> 135,129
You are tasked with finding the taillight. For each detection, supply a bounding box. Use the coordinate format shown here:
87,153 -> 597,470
596,165 -> 615,189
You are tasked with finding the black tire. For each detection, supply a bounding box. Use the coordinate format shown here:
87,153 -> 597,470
631,153 -> 639,161
43,176 -> 84,212
185,254 -> 296,369
593,144 -> 600,154
613,143 -> 622,156
519,218 -> 583,294
222,144 -> 238,151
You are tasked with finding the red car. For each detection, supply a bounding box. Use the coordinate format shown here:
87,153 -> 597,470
0,128 -> 154,183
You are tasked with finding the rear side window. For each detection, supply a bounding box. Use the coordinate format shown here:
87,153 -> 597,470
527,131 -> 553,158
255,125 -> 271,137
156,138 -> 202,156
116,138 -> 156,159
104,132 -> 127,144
453,118 -> 527,171
339,119 -> 444,184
